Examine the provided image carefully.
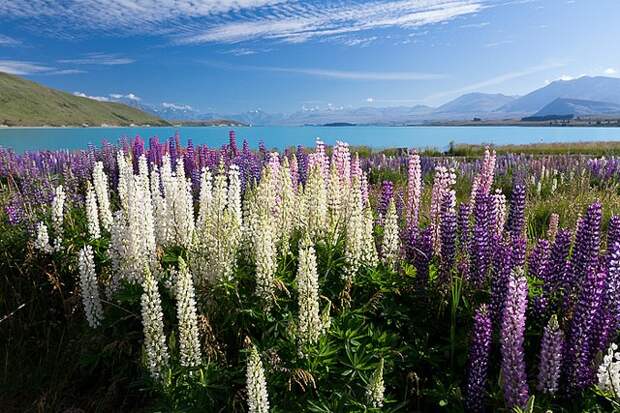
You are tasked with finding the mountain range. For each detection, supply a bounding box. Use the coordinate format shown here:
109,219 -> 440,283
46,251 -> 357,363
136,76 -> 620,125
4,72 -> 620,127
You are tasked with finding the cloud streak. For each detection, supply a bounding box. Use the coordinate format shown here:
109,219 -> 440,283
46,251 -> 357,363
203,60 -> 446,80
0,60 -> 51,75
59,52 -> 134,65
0,0 -> 489,45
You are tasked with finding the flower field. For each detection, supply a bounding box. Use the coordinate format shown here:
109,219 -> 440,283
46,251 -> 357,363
4,131 -> 620,412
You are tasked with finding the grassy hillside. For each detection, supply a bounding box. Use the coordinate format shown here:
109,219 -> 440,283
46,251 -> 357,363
0,72 -> 169,127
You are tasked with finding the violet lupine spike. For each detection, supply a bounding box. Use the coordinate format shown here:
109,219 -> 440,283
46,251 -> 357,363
500,268 -> 529,410
439,190 -> 457,288
409,227 -> 433,288
296,145 -> 308,185
543,229 -> 572,297
528,239 -> 551,280
458,203 -> 472,254
469,191 -> 492,289
506,181 -> 526,237
406,151 -> 422,231
568,202 -> 602,303
537,314 -> 564,395
608,215 -> 620,252
229,130 -> 238,157
378,181 -> 394,220
596,242 -> 620,354
565,266 -> 607,393
465,304 -> 492,413
511,236 -> 527,269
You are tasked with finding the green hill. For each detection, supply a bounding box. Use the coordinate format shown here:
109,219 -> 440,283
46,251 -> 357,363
0,71 -> 169,127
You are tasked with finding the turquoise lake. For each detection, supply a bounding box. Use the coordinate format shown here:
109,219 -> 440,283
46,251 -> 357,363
2,125 -> 620,152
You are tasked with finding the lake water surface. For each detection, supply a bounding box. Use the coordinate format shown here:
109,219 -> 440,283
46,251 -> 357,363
2,125 -> 620,152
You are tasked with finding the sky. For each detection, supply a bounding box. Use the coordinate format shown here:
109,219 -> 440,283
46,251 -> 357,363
0,0 -> 619,114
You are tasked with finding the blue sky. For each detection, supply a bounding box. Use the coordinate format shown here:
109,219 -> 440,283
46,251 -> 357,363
0,0 -> 618,113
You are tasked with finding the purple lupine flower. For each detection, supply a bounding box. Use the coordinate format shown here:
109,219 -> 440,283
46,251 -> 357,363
567,202 -> 602,308
608,215 -> 620,252
439,190 -> 457,287
528,239 -> 551,280
507,181 -> 526,237
378,180 -> 394,219
537,314 -> 564,395
511,236 -> 527,269
408,227 -> 433,288
565,266 -> 607,392
469,191 -> 492,289
597,241 -> 620,353
296,145 -> 308,185
543,229 -> 572,297
465,304 -> 492,413
500,268 -> 529,409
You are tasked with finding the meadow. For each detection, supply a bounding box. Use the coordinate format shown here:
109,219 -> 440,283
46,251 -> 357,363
3,132 -> 620,412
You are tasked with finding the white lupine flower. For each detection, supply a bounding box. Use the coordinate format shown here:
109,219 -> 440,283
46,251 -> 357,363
34,222 -> 53,253
78,245 -> 103,328
246,345 -> 270,413
276,157 -> 296,255
361,208 -> 378,267
327,163 -> 342,233
117,152 -> 131,213
191,163 -> 241,284
303,164 -> 328,240
141,266 -> 169,379
344,177 -> 364,279
366,358 -> 385,408
296,236 -> 323,347
196,167 -> 213,229
598,343 -> 620,400
51,185 -> 66,250
151,166 -> 172,247
108,211 -> 129,295
176,258 -> 202,367
85,183 -> 101,240
255,211 -> 277,304
92,161 -> 113,231
381,199 -> 400,269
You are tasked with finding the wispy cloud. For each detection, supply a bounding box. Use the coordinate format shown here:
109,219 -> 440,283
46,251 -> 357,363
0,1 -> 489,45
460,21 -> 489,28
58,52 -> 134,65
484,39 -> 513,48
203,60 -> 446,80
175,1 -> 487,45
605,68 -> 617,75
0,59 -> 51,74
0,34 -> 20,46
109,93 -> 141,101
426,61 -> 565,103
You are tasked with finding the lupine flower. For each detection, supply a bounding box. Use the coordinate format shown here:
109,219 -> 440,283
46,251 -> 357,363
255,206 -> 277,305
85,183 -> 101,240
458,203 -> 471,254
547,213 -> 559,242
537,314 -> 564,395
439,189 -> 457,287
565,266 -> 607,392
464,304 -> 492,413
296,236 -> 323,347
366,358 -> 385,408
34,222 -> 52,254
78,245 -> 103,328
528,239 -> 550,280
51,185 -> 66,250
361,207 -> 379,267
542,229 -> 572,297
344,177 -> 364,279
597,343 -> 620,399
430,166 -> 456,252
92,161 -> 113,231
141,265 -> 169,379
378,180 -> 394,221
507,181 -> 525,237
176,257 -> 202,368
608,215 -> 620,252
246,345 -> 270,413
381,199 -> 400,270
406,152 -> 422,230
410,227 -> 433,287
470,191 -> 492,288
491,189 -> 507,237
500,268 -> 529,409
